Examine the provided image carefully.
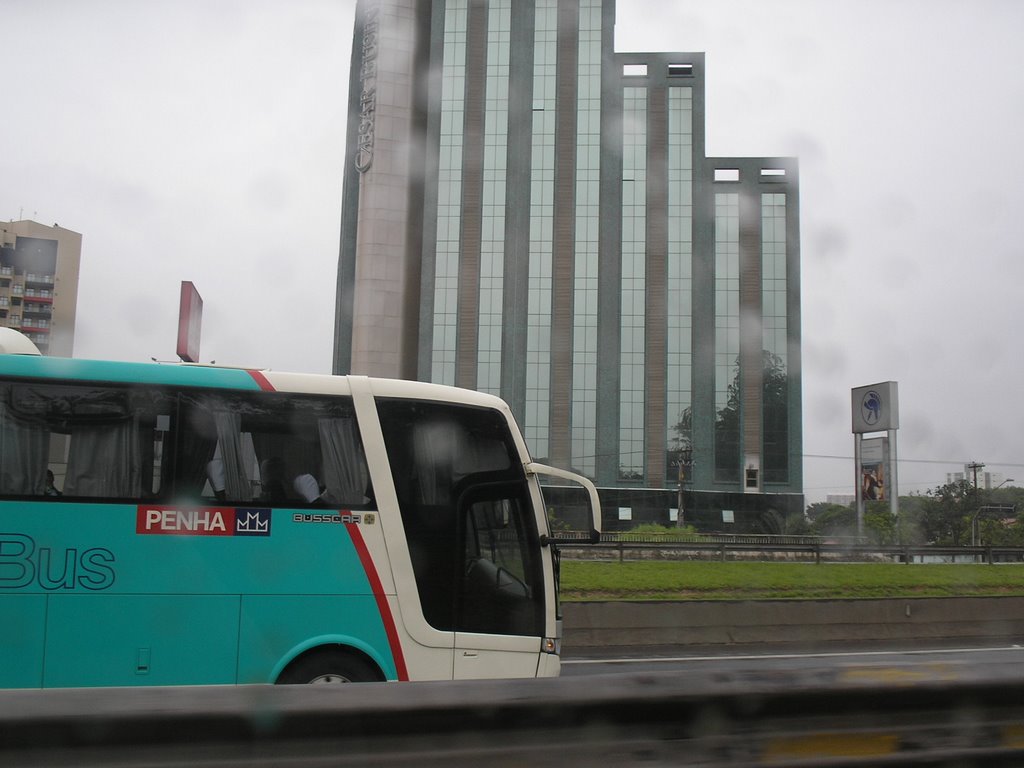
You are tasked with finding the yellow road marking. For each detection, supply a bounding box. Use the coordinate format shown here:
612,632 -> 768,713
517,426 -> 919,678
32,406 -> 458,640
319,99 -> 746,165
762,732 -> 899,761
839,663 -> 959,684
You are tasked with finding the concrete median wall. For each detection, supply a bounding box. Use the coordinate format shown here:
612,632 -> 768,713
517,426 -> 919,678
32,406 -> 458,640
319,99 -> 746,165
562,597 -> 1024,650
5,665 -> 1024,765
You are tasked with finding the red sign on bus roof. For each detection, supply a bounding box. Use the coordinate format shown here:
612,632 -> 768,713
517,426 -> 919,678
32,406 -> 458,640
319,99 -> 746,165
176,281 -> 203,363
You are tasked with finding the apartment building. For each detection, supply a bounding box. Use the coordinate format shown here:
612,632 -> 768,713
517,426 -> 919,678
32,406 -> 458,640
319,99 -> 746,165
0,220 -> 81,357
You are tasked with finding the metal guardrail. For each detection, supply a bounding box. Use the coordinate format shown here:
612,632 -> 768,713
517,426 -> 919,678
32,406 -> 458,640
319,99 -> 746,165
3,668 -> 1024,766
555,531 -> 859,545
555,532 -> 1024,564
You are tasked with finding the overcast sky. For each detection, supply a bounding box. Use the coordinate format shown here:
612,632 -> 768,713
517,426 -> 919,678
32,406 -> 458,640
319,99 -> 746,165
3,0 -> 1023,503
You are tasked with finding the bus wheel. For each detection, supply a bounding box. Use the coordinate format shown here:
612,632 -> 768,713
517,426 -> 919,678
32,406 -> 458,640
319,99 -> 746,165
277,648 -> 382,685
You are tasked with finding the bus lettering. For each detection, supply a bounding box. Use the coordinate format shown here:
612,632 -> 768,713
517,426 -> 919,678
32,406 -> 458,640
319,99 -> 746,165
38,547 -> 76,590
0,535 -> 116,591
0,534 -> 34,588
181,509 -> 225,532
137,507 -> 232,536
292,512 -> 362,525
79,548 -> 117,590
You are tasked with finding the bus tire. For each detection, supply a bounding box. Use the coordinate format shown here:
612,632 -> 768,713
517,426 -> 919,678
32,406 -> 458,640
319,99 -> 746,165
276,647 -> 383,685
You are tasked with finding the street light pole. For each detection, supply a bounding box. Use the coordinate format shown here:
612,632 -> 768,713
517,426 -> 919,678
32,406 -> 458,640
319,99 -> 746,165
676,445 -> 692,529
973,476 -> 1014,547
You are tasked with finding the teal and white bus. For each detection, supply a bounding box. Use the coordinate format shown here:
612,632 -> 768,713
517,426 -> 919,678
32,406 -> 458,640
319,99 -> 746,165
0,332 -> 600,687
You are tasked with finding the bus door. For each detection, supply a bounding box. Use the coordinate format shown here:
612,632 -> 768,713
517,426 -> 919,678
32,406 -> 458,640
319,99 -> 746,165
454,480 -> 546,679
375,399 -> 547,680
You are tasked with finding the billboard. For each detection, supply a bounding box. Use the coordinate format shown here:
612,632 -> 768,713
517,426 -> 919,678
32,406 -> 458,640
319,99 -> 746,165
176,281 -> 203,363
851,381 -> 899,433
860,437 -> 888,501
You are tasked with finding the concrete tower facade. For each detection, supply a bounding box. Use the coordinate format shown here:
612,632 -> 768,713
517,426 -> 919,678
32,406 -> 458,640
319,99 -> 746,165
335,0 -> 803,522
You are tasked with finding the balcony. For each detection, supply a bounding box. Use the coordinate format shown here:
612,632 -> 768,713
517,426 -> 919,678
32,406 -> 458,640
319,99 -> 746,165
23,289 -> 53,302
24,273 -> 55,289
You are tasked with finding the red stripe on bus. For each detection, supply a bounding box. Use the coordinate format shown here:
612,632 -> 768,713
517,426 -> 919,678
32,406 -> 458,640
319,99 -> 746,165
346,522 -> 409,681
246,370 -> 275,391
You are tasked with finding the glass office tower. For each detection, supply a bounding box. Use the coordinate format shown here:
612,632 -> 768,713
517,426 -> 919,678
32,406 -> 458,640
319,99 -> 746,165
335,0 -> 803,523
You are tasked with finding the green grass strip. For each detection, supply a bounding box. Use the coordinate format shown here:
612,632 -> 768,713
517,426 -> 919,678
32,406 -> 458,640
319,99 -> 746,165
561,561 -> 1024,601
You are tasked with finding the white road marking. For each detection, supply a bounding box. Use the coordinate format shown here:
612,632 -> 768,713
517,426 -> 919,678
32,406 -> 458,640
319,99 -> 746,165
562,645 -> 1024,665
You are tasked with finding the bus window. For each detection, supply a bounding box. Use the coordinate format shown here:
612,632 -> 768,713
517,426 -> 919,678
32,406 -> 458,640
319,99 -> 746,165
459,487 -> 544,637
376,399 -> 542,636
0,383 -> 49,495
178,391 -> 372,508
0,382 -> 171,500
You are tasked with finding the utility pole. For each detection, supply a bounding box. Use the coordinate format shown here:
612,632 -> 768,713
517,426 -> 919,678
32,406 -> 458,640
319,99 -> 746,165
967,461 -> 985,490
967,461 -> 985,547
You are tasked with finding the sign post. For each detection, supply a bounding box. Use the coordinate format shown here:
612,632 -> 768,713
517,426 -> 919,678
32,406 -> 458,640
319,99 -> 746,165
851,382 -> 899,540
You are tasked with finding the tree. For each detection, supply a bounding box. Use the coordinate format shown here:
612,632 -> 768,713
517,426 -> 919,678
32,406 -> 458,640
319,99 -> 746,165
977,515 -> 1024,546
896,493 -> 929,545
808,503 -> 857,539
864,501 -> 897,545
757,507 -> 811,536
916,480 -> 974,546
806,501 -> 852,523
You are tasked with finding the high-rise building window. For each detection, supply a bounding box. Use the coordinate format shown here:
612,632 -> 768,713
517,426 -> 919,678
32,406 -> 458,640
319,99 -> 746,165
619,86 -> 646,481
571,0 -> 601,477
666,87 -> 694,483
525,0 -> 557,459
714,192 -> 741,483
762,193 -> 788,483
476,0 -> 511,395
431,0 -> 469,386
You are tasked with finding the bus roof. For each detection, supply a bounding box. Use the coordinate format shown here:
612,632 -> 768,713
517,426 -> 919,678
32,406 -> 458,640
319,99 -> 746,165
0,351 -> 511,410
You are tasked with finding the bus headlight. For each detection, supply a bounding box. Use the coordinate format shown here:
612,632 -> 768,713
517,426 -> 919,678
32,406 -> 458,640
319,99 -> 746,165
543,637 -> 560,654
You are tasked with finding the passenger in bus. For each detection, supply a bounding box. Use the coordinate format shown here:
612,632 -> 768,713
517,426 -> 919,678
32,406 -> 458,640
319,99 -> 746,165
44,469 -> 62,497
293,473 -> 325,504
259,457 -> 289,504
205,458 -> 226,501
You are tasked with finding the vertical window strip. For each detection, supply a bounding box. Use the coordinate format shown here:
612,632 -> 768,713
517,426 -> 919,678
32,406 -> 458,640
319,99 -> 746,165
571,0 -> 601,477
761,193 -> 787,361
714,192 -> 741,482
431,0 -> 469,386
666,88 -> 693,479
761,192 -> 788,483
525,0 -> 557,458
619,87 -> 647,480
476,0 -> 512,395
